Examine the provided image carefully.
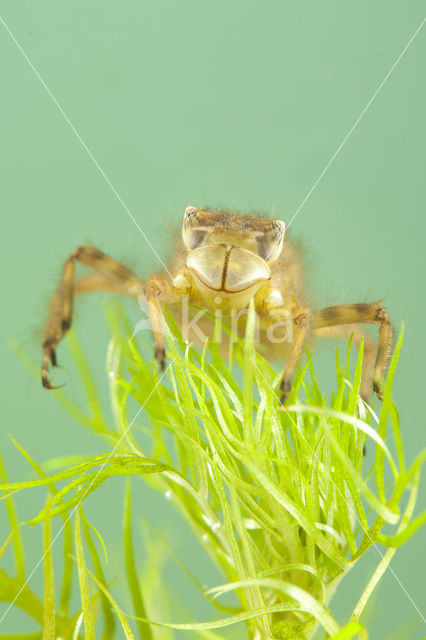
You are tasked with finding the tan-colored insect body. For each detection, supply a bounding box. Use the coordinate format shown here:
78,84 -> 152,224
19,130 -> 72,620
42,206 -> 393,404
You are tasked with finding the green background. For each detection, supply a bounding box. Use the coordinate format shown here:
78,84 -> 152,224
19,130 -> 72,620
1,1 -> 425,637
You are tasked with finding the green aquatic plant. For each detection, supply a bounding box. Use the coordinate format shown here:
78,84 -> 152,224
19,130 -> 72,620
1,304 -> 425,639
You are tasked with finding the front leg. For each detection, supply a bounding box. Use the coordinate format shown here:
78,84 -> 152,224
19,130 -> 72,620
262,293 -> 311,405
143,276 -> 172,371
279,308 -> 311,405
143,272 -> 193,370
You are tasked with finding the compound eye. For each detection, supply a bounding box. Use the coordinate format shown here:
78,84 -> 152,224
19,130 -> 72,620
182,206 -> 207,250
183,205 -> 198,224
256,220 -> 286,263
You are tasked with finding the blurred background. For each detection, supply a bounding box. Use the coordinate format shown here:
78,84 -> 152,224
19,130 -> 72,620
0,1 -> 425,637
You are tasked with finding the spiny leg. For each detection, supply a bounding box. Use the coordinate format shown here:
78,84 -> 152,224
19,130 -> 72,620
42,258 -> 75,389
42,246 -> 144,389
279,309 -> 311,405
312,303 -> 393,400
142,277 -> 170,370
73,272 -> 143,296
142,275 -> 192,371
263,297 -> 312,405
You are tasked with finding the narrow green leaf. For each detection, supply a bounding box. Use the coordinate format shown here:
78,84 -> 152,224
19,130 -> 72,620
0,453 -> 25,581
0,532 -> 14,560
129,603 -> 310,631
74,508 -> 95,639
58,516 -> 74,619
27,459 -> 168,525
88,570 -> 135,639
242,300 -> 256,444
8,436 -> 74,618
0,569 -> 43,625
42,496 -> 55,640
80,510 -> 116,640
375,325 -> 404,502
351,469 -> 422,622
123,481 -> 153,640
206,577 -> 340,634
67,330 -> 108,433
331,621 -> 367,639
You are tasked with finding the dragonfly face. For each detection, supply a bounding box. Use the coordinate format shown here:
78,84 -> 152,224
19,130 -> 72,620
182,206 -> 285,309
